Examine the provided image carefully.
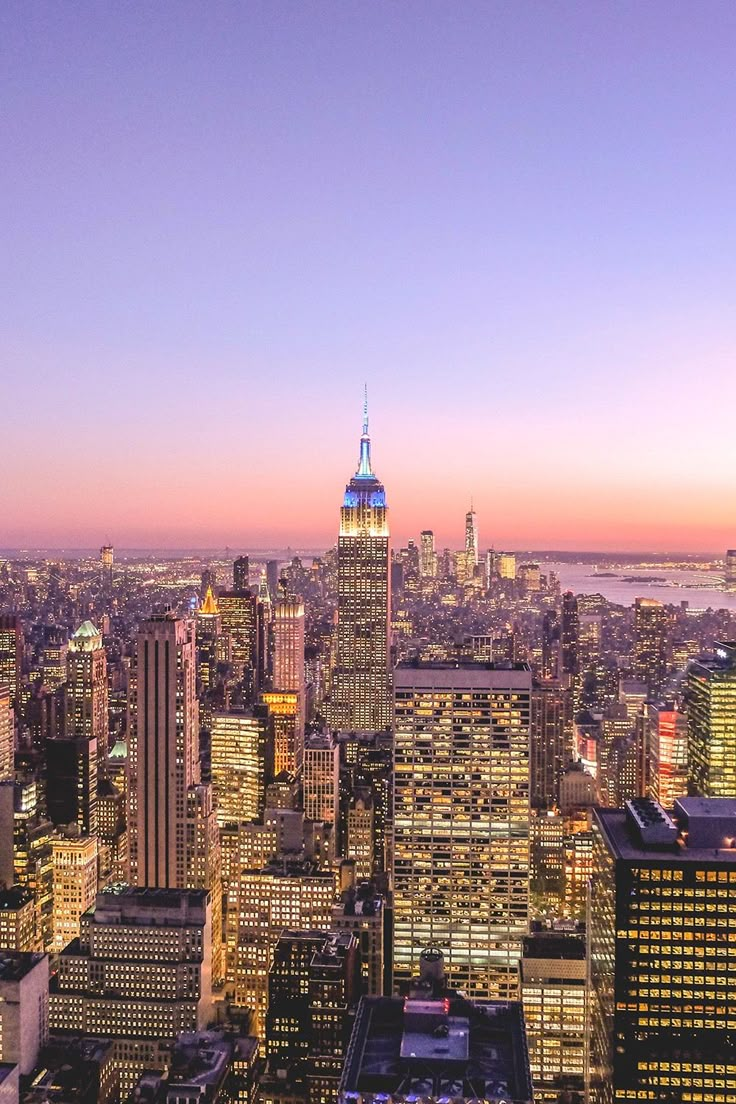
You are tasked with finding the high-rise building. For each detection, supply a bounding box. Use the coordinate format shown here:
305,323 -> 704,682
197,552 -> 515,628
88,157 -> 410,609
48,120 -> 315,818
590,797 -> 736,1102
195,586 -> 221,693
211,706 -> 272,826
0,616 -> 23,712
218,589 -> 260,695
100,545 -> 114,596
271,589 -> 305,773
261,691 -> 301,779
127,613 -> 221,979
520,931 -> 587,1102
233,555 -> 250,591
560,591 -> 579,686
49,887 -> 213,1098
497,552 -> 517,580
0,687 -> 13,783
51,832 -> 99,952
42,627 -> 68,691
66,620 -> 108,752
346,793 -> 374,881
686,641 -> 736,797
46,736 -> 98,836
530,679 -> 573,810
633,597 -> 669,696
647,701 -> 688,808
303,734 -> 339,828
128,613 -> 199,889
465,504 -> 478,568
393,662 -> 531,1000
331,399 -> 391,731
419,530 -> 436,578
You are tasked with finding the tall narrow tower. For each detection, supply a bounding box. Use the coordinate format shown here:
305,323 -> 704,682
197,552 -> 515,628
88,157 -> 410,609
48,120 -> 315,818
465,503 -> 479,567
332,394 -> 391,731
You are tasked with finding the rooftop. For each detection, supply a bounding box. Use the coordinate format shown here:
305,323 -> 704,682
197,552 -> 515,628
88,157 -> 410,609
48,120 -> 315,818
340,996 -> 533,1104
0,951 -> 46,982
595,798 -> 736,864
0,885 -> 34,910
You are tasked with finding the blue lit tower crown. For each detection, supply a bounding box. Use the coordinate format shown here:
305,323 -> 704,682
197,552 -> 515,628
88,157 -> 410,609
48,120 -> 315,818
332,395 -> 391,731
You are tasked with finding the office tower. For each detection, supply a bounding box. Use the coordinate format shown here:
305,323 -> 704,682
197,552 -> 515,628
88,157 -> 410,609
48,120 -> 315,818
0,782 -> 54,951
331,399 -> 391,731
465,504 -> 478,568
541,610 -> 560,680
50,832 -> 99,952
128,613 -> 221,979
233,555 -> 250,591
235,862 -> 337,1034
633,597 -> 669,696
0,952 -> 49,1077
346,793 -> 374,881
520,931 -> 587,1103
687,641 -> 736,796
0,616 -> 22,711
303,734 -> 339,827
590,797 -> 736,1103
0,687 -> 12,782
530,679 -> 573,809
266,559 -> 280,598
261,691 -> 301,778
129,613 -> 199,888
100,544 -> 113,593
46,736 -> 98,836
0,887 -> 36,952
647,702 -> 688,807
271,588 -> 305,772
393,662 -> 531,1000
726,549 -> 736,591
49,887 -> 213,1099
42,627 -> 68,690
497,551 -> 516,580
332,883 -> 384,996
529,810 -> 564,915
66,620 -> 108,751
560,591 -> 579,676
218,588 -> 260,694
211,706 -> 272,825
340,731 -> 393,876
419,530 -> 436,578
339,995 -> 533,1104
195,586 -> 221,693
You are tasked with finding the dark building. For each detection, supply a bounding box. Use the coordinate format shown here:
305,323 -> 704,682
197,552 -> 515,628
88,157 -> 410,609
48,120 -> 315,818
46,736 -> 97,836
590,796 -> 736,1102
339,994 -> 533,1104
632,597 -> 669,698
530,679 -> 573,809
233,556 -> 250,591
560,592 -> 579,677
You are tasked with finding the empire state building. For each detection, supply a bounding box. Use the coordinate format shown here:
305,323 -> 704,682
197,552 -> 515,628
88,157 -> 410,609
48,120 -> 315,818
331,399 -> 391,731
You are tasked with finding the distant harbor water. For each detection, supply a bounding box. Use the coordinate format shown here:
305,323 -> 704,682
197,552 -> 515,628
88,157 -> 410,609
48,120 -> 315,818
545,561 -> 736,611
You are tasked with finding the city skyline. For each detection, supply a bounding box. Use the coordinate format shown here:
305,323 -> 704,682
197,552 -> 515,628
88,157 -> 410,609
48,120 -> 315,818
4,4 -> 736,553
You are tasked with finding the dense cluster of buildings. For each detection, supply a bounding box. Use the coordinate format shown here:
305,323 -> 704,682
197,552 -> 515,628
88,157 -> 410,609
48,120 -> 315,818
1,408 -> 736,1102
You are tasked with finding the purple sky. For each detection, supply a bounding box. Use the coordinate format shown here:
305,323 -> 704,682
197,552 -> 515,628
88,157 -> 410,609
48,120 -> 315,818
3,2 -> 736,551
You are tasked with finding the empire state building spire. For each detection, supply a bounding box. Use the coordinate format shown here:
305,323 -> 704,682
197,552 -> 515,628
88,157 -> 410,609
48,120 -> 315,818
330,394 -> 391,731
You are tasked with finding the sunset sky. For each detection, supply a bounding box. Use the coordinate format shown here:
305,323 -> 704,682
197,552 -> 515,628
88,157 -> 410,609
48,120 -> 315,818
3,3 -> 736,552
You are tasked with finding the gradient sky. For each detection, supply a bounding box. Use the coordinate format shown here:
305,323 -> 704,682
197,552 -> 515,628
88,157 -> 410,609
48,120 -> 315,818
3,2 -> 736,552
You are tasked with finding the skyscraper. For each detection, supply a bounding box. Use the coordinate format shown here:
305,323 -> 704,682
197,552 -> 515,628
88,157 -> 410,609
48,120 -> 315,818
0,616 -> 23,713
331,397 -> 391,731
686,641 -> 736,797
465,503 -> 478,568
65,620 -> 108,754
211,706 -> 272,826
419,530 -> 436,578
647,701 -> 688,808
633,597 -> 669,696
128,613 -> 199,889
0,686 -> 13,783
271,587 -> 305,772
233,555 -> 250,591
393,662 -> 531,1000
590,797 -> 736,1102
